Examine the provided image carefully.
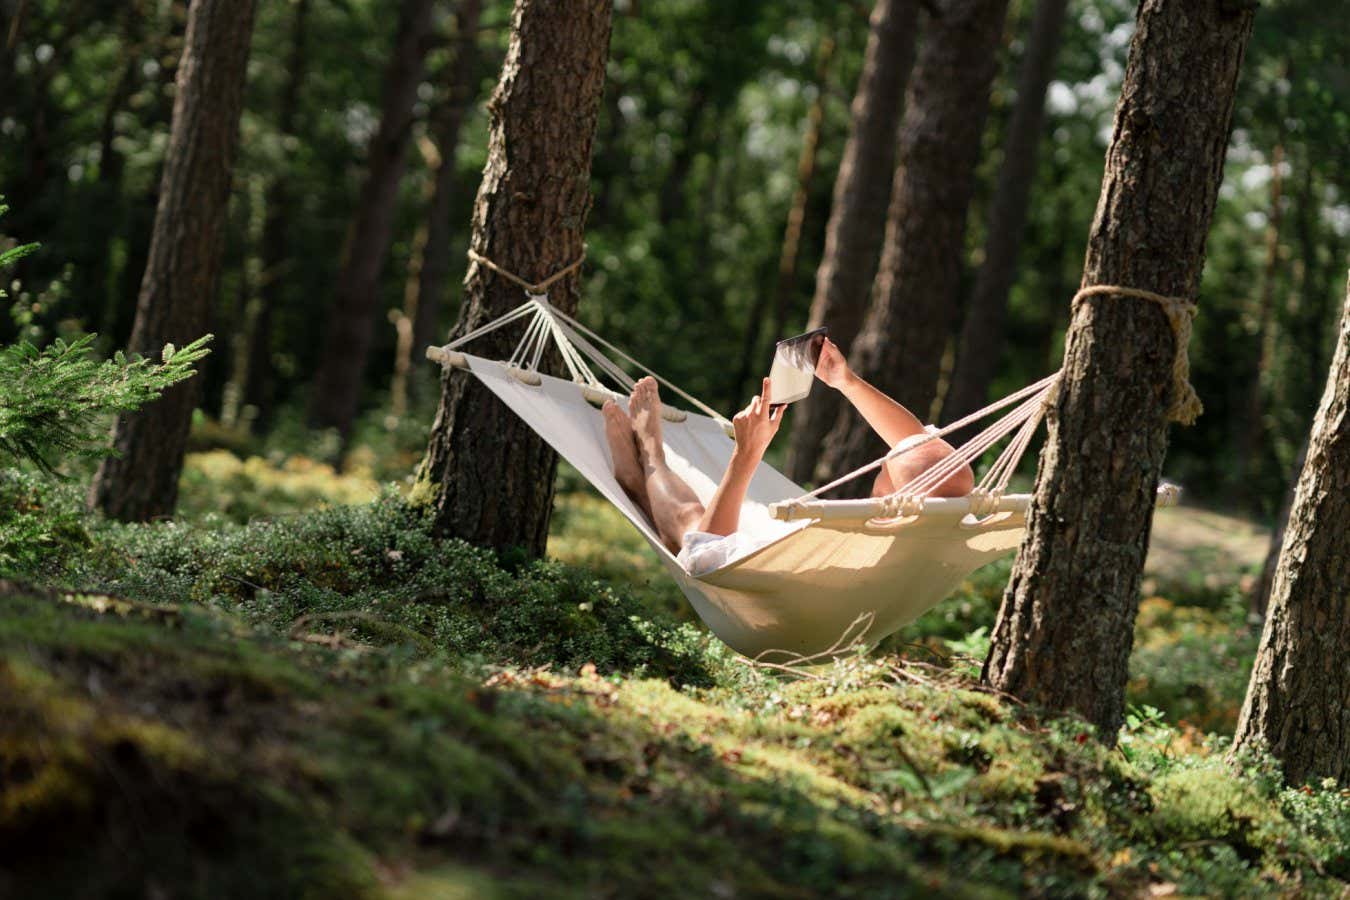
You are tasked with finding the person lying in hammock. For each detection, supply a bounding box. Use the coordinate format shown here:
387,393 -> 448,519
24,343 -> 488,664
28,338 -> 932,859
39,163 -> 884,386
602,338 -> 973,575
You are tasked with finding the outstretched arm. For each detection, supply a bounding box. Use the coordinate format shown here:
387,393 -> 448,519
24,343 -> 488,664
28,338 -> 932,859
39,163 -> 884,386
814,338 -> 926,447
699,377 -> 783,536
814,338 -> 973,497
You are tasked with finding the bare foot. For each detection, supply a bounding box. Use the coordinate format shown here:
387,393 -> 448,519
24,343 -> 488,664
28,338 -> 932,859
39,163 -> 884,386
602,400 -> 650,509
628,376 -> 666,469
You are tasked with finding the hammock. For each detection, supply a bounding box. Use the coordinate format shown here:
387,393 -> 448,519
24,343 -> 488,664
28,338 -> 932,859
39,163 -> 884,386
426,289 -> 1181,660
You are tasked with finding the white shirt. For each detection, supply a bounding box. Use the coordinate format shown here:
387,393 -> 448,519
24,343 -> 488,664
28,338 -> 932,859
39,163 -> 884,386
677,502 -> 796,577
676,425 -> 940,577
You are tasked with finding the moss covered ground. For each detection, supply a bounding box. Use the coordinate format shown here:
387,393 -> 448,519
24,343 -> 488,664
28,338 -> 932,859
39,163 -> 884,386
2,453 -> 1347,898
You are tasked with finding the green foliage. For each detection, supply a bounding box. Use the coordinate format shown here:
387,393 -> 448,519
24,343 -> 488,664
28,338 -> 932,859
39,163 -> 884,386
1281,780 -> 1350,879
46,490 -> 719,686
0,332 -> 212,473
0,470 -> 89,575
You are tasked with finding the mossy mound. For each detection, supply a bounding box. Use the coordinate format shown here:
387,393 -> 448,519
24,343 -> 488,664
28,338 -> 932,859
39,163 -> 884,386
2,579 -> 1346,898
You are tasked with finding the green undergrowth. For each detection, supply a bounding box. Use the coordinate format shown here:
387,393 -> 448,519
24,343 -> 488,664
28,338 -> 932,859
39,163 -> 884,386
37,489 -> 721,687
2,583 -> 1347,898
4,457 -> 1344,895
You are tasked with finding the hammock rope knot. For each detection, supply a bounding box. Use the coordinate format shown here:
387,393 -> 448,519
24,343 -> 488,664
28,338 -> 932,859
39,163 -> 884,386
1071,284 -> 1202,425
969,489 -> 1003,518
468,247 -> 587,297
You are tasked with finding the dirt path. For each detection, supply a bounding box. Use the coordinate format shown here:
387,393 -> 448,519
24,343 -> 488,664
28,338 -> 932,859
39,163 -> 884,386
1144,504 -> 1269,590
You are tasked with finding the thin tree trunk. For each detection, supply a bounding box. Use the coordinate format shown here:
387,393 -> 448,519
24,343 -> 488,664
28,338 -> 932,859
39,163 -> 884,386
88,0 -> 257,521
307,0 -> 437,439
391,0 -> 485,418
983,0 -> 1256,741
1232,139 -> 1286,500
656,88 -> 709,228
244,0 -> 310,432
1233,275 -> 1350,786
785,0 -> 919,484
104,1 -> 187,349
1250,435 -> 1307,619
771,38 -> 835,342
76,0 -> 146,318
815,0 -> 1010,494
412,0 -> 612,556
220,175 -> 265,430
730,37 -> 836,408
942,0 -> 1069,428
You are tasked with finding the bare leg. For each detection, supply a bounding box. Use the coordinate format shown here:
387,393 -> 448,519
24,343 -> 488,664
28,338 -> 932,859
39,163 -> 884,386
603,400 -> 653,516
628,377 -> 706,553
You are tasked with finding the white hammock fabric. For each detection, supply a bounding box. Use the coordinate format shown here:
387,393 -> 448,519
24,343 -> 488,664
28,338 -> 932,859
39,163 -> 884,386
428,294 -> 1178,659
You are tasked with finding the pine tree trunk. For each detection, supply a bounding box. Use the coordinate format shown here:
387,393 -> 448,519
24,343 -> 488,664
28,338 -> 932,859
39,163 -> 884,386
1250,435 -> 1307,619
815,0 -> 1010,494
107,2 -> 188,350
391,0 -> 485,417
731,37 -> 836,408
245,0 -> 310,432
784,0 -> 919,485
412,0 -> 613,556
983,0 -> 1255,740
307,0 -> 437,440
87,0 -> 257,522
79,0 -> 146,321
1233,275 -> 1350,786
942,0 -> 1069,428
1232,140 -> 1285,501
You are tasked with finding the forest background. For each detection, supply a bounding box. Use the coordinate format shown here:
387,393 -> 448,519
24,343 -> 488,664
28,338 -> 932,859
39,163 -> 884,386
4,0 -> 1345,513
2,0 -> 1350,896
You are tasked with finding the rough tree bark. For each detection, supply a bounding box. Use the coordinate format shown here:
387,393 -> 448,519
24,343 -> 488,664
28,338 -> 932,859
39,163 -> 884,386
982,0 -> 1256,740
815,0 -> 1010,494
307,0 -> 437,439
1250,435 -> 1307,619
412,0 -> 612,556
1233,275 -> 1350,786
942,0 -> 1070,428
391,0 -> 485,418
784,0 -> 919,485
87,0 -> 257,521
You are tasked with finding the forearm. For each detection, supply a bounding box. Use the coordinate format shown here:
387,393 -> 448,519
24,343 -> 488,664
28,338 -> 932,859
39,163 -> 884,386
697,449 -> 760,536
838,371 -> 927,448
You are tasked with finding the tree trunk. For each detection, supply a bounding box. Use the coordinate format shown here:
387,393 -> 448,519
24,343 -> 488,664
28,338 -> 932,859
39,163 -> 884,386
245,0 -> 311,432
87,0 -> 257,521
784,0 -> 919,485
391,0 -> 485,418
1231,140 -> 1285,502
983,0 -> 1255,741
1250,435 -> 1307,619
1233,275 -> 1350,786
814,0 -> 1010,494
77,0 -> 146,320
412,0 -> 612,557
105,1 -> 188,350
220,175 -> 265,430
942,0 -> 1069,429
730,37 -> 836,408
307,0 -> 437,439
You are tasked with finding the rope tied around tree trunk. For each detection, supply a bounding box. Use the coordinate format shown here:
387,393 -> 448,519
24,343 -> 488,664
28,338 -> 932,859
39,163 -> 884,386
468,247 -> 587,297
1047,284 -> 1203,426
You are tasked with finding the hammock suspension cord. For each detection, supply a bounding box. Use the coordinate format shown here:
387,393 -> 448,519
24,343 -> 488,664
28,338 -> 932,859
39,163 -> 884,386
434,255 -> 1198,519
